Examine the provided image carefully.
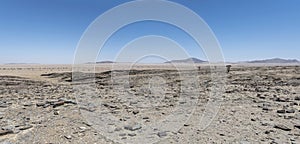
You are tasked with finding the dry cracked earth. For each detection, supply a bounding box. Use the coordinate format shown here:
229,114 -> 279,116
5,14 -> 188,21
0,65 -> 300,143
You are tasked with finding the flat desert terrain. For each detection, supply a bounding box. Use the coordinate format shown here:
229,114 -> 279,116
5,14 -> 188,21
0,64 -> 300,143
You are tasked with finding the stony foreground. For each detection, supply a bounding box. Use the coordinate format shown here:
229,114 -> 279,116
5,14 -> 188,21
0,65 -> 300,143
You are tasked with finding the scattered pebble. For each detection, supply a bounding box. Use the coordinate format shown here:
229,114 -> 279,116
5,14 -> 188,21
64,135 -> 72,140
184,124 -> 190,127
36,102 -> 45,107
124,124 -> 142,131
54,111 -> 60,115
157,131 -> 167,138
142,116 -> 149,120
132,110 -> 139,115
128,133 -> 137,137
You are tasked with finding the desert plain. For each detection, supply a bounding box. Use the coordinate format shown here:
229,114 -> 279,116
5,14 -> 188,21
0,63 -> 300,144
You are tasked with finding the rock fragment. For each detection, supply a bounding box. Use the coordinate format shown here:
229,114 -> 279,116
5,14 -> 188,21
265,130 -> 274,134
0,105 -> 8,108
257,94 -> 266,99
128,133 -> 137,137
275,97 -> 289,102
79,106 -> 96,112
64,135 -> 72,140
295,113 -> 300,119
79,127 -> 87,132
157,131 -> 167,138
184,124 -> 190,127
294,125 -> 300,129
103,103 -> 119,109
277,109 -> 285,114
0,102 -> 9,108
54,111 -> 60,115
36,102 -> 45,107
2,125 -> 14,131
43,103 -> 51,108
0,129 -> 13,136
18,125 -> 33,131
53,101 -> 65,108
132,110 -> 139,115
262,107 -> 271,111
23,102 -> 32,107
286,109 -> 295,113
274,124 -> 292,131
59,99 -> 77,105
142,116 -> 149,120
124,124 -> 142,131
114,127 -> 122,132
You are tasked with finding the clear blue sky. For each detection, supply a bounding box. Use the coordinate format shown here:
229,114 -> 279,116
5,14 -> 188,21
0,0 -> 299,64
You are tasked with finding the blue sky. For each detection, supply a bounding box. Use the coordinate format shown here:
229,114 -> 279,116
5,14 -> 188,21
0,0 -> 299,64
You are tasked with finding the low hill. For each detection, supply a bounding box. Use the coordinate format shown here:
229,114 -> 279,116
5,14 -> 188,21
246,58 -> 299,63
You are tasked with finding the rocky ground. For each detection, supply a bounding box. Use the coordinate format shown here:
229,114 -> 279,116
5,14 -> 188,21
0,64 -> 300,143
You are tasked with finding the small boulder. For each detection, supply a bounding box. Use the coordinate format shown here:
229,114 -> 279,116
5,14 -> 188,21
275,97 -> 288,102
286,109 -> 295,113
276,109 -> 285,114
274,124 -> 292,131
0,129 -> 13,136
53,101 -> 65,108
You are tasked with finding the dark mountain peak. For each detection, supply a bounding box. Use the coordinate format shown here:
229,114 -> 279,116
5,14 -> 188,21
165,58 -> 207,63
96,61 -> 114,64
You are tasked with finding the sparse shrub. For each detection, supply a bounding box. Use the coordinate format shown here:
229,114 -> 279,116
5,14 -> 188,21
226,65 -> 232,73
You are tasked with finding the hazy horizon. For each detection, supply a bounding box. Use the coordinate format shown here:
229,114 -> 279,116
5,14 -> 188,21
1,57 -> 299,65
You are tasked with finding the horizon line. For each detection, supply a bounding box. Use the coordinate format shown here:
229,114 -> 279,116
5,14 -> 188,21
1,57 -> 300,65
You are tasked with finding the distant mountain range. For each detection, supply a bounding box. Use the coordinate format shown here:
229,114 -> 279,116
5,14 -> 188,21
244,58 -> 299,64
96,61 -> 114,64
85,61 -> 114,64
91,58 -> 299,64
164,58 -> 207,63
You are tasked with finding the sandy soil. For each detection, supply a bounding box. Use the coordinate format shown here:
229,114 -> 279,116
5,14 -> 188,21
0,64 -> 300,143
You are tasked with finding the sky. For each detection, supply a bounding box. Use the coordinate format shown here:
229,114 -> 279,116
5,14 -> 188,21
0,0 -> 299,64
